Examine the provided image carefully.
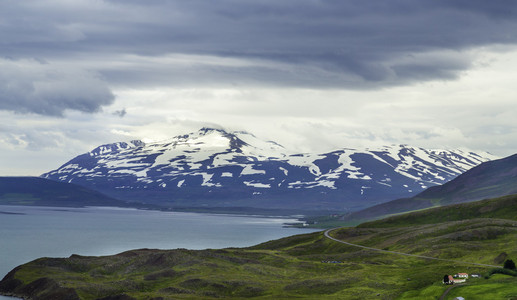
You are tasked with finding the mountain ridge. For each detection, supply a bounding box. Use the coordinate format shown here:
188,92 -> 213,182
348,153 -> 517,220
42,127 -> 497,211
0,176 -> 128,208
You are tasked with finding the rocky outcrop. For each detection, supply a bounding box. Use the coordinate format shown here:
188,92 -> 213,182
0,266 -> 79,300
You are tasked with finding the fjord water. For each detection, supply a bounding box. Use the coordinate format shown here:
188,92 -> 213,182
0,206 -> 317,287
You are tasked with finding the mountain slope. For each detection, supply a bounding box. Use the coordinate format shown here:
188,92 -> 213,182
349,153 -> 517,220
0,177 -> 127,208
358,193 -> 517,228
2,207 -> 517,299
42,128 -> 495,211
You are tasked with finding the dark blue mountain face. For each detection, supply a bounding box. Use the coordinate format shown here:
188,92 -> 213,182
0,177 -> 126,207
42,128 -> 496,211
348,153 -> 517,220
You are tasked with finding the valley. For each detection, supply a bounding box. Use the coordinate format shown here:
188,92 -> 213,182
2,194 -> 517,299
2,130 -> 516,299
3,1 -> 517,299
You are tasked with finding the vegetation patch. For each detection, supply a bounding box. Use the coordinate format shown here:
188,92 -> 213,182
3,195 -> 517,299
284,278 -> 352,294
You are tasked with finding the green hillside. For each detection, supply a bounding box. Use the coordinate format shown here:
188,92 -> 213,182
358,193 -> 517,228
348,153 -> 517,222
2,195 -> 517,299
416,153 -> 517,204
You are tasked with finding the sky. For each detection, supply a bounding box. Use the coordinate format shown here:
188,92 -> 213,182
2,0 -> 517,176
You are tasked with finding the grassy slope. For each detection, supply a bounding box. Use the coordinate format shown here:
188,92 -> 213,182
2,215 -> 517,299
303,192 -> 517,230
3,195 -> 517,299
346,153 -> 517,222
444,274 -> 517,300
358,193 -> 517,228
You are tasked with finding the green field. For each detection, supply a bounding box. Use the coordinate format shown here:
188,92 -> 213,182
2,194 -> 517,299
303,193 -> 517,229
2,217 -> 517,299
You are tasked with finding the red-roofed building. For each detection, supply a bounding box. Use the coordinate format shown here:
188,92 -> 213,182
443,275 -> 455,285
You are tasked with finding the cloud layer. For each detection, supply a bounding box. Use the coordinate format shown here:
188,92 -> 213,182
0,58 -> 114,116
2,1 -> 517,96
2,1 -> 517,175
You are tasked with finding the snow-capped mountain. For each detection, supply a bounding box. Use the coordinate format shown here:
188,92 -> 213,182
42,128 -> 497,211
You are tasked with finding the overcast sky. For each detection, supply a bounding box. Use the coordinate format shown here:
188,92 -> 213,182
2,0 -> 517,175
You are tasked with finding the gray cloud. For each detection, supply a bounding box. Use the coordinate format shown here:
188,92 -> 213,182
1,1 -> 517,91
4,1 -> 517,176
113,108 -> 127,118
0,58 -> 115,116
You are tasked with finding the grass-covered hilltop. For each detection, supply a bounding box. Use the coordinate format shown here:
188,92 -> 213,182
2,194 -> 517,299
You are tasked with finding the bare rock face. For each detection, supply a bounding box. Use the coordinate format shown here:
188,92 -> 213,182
0,267 -> 23,295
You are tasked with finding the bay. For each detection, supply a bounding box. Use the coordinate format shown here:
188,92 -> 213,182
0,205 -> 317,299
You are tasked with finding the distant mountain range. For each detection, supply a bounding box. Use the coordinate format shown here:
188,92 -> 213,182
349,153 -> 517,220
41,128 -> 495,212
0,177 -> 127,208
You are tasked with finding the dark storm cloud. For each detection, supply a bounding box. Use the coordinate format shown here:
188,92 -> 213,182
0,58 -> 115,116
2,0 -> 517,101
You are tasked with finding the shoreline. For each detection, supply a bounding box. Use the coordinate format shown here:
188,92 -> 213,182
0,205 -> 320,281
0,203 -> 341,228
0,293 -> 24,300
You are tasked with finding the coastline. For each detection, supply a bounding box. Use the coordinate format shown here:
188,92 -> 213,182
0,205 -> 319,290
0,203 -> 336,230
0,294 -> 23,300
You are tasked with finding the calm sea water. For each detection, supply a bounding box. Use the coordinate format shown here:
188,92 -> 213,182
0,206 -> 317,299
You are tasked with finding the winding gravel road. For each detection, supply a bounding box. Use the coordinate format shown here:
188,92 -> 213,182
324,228 -> 499,268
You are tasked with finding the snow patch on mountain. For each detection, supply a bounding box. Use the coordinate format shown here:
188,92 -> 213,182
42,128 -> 498,209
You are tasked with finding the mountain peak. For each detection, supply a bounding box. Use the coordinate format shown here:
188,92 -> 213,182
89,140 -> 144,157
42,128 -> 498,211
349,152 -> 517,220
198,127 -> 228,135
